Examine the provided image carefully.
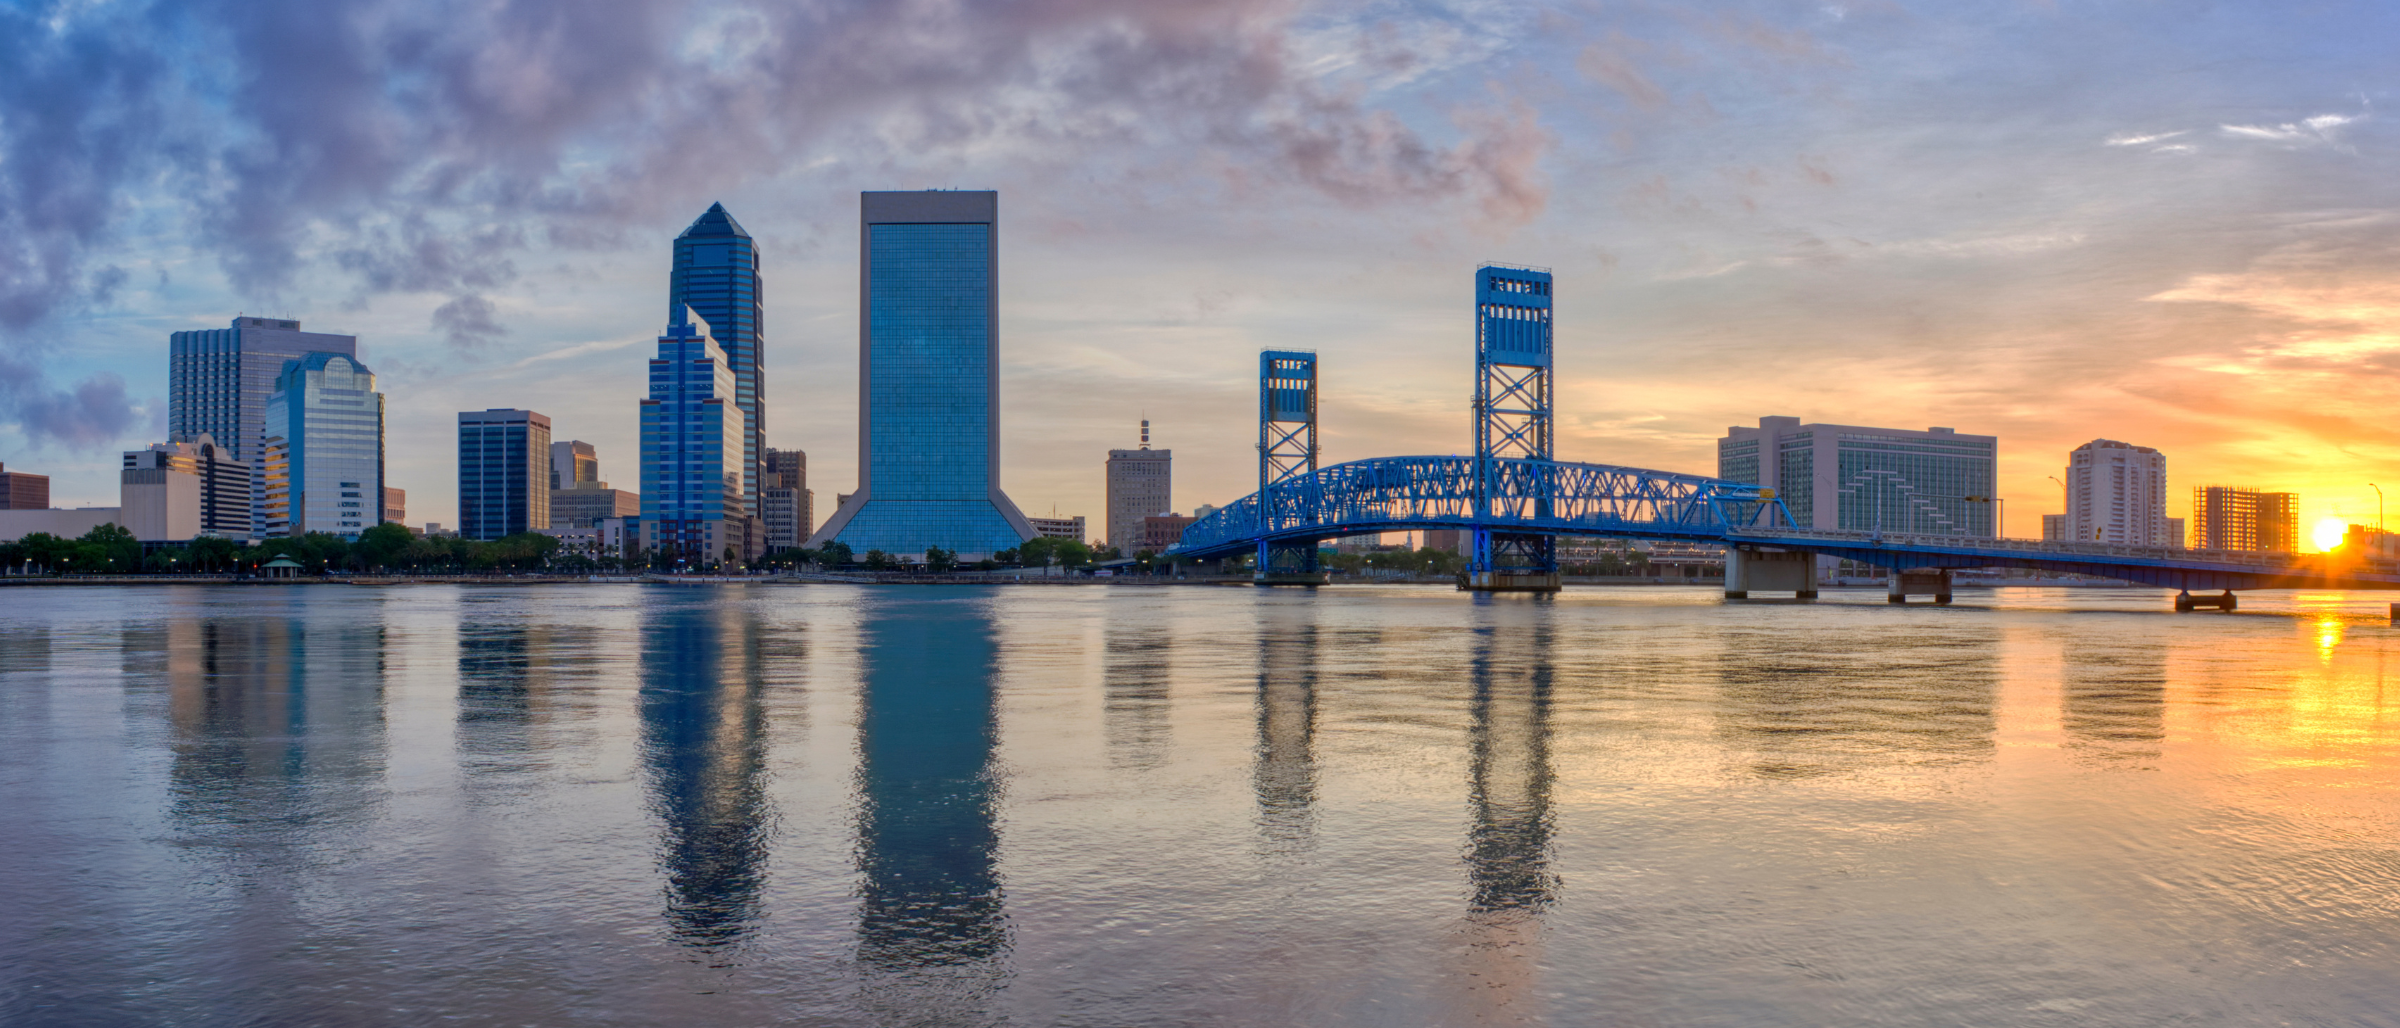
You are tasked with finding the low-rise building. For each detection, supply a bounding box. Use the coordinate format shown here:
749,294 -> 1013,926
0,507 -> 122,542
1027,515 -> 1085,543
0,462 -> 50,510
1139,513 -> 1197,553
383,487 -> 405,525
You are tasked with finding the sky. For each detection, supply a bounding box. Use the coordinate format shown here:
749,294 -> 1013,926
3,0 -> 2396,546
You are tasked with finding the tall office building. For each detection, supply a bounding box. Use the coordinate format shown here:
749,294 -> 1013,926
2062,439 -> 2181,546
383,487 -> 406,525
809,190 -> 1034,557
640,307 -> 755,562
0,463 -> 50,509
1106,419 -> 1171,551
551,440 -> 598,489
760,447 -> 811,551
670,204 -> 766,500
169,317 -> 359,536
458,409 -> 552,540
122,436 -> 250,540
1719,416 -> 1998,537
2192,486 -> 2298,552
262,353 -> 385,540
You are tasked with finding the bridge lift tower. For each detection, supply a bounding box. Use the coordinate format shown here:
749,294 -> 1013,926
1466,264 -> 1561,592
1257,350 -> 1325,583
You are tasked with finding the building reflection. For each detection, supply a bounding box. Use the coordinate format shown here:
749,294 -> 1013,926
637,597 -> 771,951
2060,640 -> 2166,769
854,595 -> 1008,979
1102,616 -> 1173,772
1713,623 -> 2000,778
457,619 -> 547,779
1254,599 -> 1320,852
1447,600 -> 1558,1023
162,607 -> 390,856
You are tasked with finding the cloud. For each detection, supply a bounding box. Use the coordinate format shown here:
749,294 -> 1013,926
2219,112 -> 2358,147
432,294 -> 507,350
2104,129 -> 2188,147
0,358 -> 139,448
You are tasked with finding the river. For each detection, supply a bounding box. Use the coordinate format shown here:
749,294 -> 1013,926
2,583 -> 2395,1026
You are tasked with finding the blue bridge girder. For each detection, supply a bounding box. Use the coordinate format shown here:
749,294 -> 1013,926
1168,454 -> 2400,592
1173,454 -> 1792,558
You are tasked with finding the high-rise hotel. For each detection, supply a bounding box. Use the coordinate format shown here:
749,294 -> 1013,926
809,191 -> 1035,557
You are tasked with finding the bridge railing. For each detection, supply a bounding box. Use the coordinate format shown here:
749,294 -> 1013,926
1172,455 -> 1789,556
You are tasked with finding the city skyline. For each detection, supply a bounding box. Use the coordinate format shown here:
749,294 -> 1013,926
3,3 -> 2394,547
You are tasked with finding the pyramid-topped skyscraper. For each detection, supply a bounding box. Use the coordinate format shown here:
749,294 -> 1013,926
670,203 -> 765,501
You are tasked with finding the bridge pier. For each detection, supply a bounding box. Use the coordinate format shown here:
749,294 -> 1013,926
1724,546 -> 1817,600
2175,590 -> 2237,612
1888,568 -> 1952,605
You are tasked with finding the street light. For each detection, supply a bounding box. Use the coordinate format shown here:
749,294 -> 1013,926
2373,483 -> 2385,533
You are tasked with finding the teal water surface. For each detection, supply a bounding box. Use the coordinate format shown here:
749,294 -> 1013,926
1,583 -> 2396,1027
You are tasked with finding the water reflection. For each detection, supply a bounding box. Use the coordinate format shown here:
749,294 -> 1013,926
854,593 -> 1009,1011
2062,640 -> 2166,769
637,596 -> 773,951
1448,601 -> 1558,1024
1102,611 -> 1173,772
1714,622 -> 2001,778
163,606 -> 390,865
1255,599 -> 1321,851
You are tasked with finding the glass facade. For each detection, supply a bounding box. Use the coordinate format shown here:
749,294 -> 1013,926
168,317 -> 357,536
1831,433 -> 1995,536
640,308 -> 746,558
458,409 -> 552,540
670,204 -> 764,499
262,353 -> 384,540
819,193 -> 1032,556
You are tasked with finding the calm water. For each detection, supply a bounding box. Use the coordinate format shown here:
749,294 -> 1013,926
2,584 -> 2397,1027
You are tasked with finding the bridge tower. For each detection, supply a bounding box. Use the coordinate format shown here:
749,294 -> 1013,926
1257,350 -> 1324,583
1466,264 -> 1561,592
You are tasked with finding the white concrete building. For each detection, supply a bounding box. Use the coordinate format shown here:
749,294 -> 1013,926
1026,515 -> 1085,543
2063,439 -> 2180,547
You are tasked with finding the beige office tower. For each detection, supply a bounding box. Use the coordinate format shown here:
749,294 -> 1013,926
1105,420 -> 1170,552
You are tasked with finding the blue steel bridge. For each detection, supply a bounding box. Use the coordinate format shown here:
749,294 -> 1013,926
1168,264 -> 2400,605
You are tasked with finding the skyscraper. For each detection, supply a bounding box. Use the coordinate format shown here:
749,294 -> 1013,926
640,307 -> 754,563
670,204 -> 765,500
2063,439 -> 2180,546
458,409 -> 552,540
169,317 -> 359,536
1106,419 -> 1170,552
808,190 -> 1034,557
262,352 -> 385,540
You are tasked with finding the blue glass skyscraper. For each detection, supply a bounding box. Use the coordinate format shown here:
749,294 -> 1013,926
670,204 -> 765,499
261,352 -> 384,540
808,191 -> 1033,557
639,307 -> 751,563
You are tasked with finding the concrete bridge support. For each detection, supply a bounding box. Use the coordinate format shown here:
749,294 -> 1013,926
2175,590 -> 2237,612
1724,547 -> 1817,599
1888,568 -> 1953,604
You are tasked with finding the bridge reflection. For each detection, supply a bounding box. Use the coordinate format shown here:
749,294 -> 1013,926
1446,598 -> 1559,1023
1254,598 -> 1320,852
